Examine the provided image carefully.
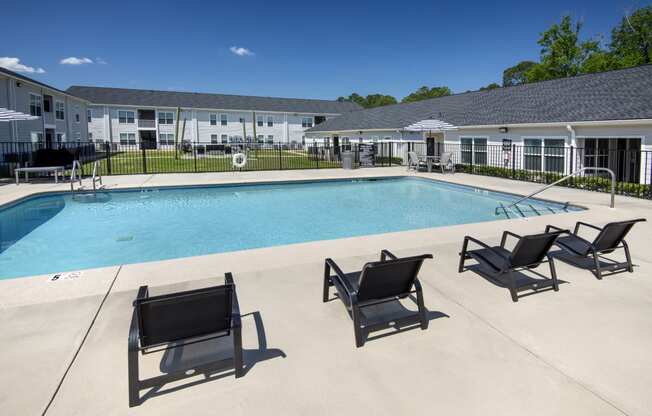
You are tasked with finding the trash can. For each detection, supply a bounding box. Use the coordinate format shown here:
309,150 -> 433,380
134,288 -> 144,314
341,151 -> 355,169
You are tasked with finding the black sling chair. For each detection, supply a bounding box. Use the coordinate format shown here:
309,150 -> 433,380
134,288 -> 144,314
323,250 -> 433,347
546,218 -> 646,279
128,273 -> 243,407
459,230 -> 564,302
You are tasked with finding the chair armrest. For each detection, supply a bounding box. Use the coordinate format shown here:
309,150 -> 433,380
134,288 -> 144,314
464,236 -> 510,260
574,221 -> 602,235
545,224 -> 567,233
128,307 -> 140,352
132,286 -> 149,307
226,273 -> 242,330
380,249 -> 398,261
325,258 -> 357,296
500,231 -> 522,248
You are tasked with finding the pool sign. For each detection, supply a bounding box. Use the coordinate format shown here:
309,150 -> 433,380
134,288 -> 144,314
359,144 -> 376,167
502,139 -> 512,151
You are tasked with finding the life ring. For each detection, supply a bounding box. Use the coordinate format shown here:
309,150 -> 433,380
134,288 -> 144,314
233,153 -> 247,168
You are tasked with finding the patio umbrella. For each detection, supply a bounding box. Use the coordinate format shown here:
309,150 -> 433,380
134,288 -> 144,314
0,107 -> 39,121
403,118 -> 457,132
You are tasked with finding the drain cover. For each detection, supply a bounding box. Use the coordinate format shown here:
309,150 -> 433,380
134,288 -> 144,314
116,235 -> 134,242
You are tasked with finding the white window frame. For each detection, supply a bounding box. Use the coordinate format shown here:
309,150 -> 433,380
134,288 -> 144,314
29,94 -> 42,117
301,117 -> 313,128
220,114 -> 227,126
119,132 -> 136,145
158,112 -> 174,125
221,134 -> 228,143
209,113 -> 218,126
266,134 -> 274,144
55,101 -> 65,120
159,133 -> 175,145
210,134 -> 219,144
257,115 -> 264,127
87,109 -> 92,123
118,110 -> 135,124
459,136 -> 489,165
75,107 -> 80,123
267,115 -> 273,127
30,131 -> 43,143
522,136 -> 568,173
56,132 -> 65,142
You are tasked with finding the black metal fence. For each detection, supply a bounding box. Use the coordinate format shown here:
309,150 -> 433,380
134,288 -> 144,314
407,142 -> 651,199
0,141 -> 402,177
1,140 -> 650,199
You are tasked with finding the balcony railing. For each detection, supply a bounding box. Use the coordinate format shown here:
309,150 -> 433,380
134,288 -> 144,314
138,119 -> 156,129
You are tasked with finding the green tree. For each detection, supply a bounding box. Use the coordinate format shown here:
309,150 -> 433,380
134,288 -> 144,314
580,51 -> 620,74
479,82 -> 500,91
610,6 -> 652,66
502,61 -> 537,86
527,15 -> 601,82
337,93 -> 397,109
401,86 -> 451,103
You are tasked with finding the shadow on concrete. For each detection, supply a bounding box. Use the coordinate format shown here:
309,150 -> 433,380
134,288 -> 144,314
550,250 -> 633,279
137,311 -> 285,405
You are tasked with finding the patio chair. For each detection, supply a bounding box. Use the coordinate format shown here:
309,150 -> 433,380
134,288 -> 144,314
128,273 -> 243,407
458,230 -> 565,302
434,151 -> 454,174
546,218 -> 646,279
407,151 -> 427,172
323,250 -> 433,347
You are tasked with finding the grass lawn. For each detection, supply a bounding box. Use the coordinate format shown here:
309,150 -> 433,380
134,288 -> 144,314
82,149 -> 342,175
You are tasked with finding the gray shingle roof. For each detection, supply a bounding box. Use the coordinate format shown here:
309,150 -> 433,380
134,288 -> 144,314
66,86 -> 361,114
309,65 -> 652,132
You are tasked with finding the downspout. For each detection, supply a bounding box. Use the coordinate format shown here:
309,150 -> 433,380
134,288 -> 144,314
566,124 -> 576,173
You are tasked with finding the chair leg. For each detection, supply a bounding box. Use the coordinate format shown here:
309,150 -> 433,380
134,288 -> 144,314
128,347 -> 140,407
458,239 -> 469,273
352,305 -> 364,348
506,271 -> 518,302
548,256 -> 559,292
592,250 -> 603,280
623,241 -> 634,273
416,287 -> 428,330
233,325 -> 244,378
323,263 -> 332,302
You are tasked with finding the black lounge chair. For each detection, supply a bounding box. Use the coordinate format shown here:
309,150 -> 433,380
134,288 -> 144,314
546,219 -> 646,279
458,230 -> 565,302
128,273 -> 243,407
323,250 -> 433,348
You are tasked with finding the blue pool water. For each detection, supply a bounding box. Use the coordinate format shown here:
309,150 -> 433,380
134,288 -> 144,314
0,177 -> 581,279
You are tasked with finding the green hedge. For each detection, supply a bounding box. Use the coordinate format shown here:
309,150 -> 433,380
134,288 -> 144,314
455,164 -> 651,199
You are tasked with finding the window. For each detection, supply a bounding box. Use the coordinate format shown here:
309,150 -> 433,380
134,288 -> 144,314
256,134 -> 264,142
220,114 -> 227,126
88,132 -> 93,140
460,138 -> 487,165
301,117 -> 313,128
257,115 -> 264,127
29,94 -> 42,117
158,112 -> 174,125
119,110 -> 135,124
119,133 -> 136,145
209,113 -> 218,126
56,133 -> 65,142
221,134 -> 228,143
460,138 -> 473,164
159,133 -> 175,145
43,95 -> 52,112
267,116 -> 273,127
239,117 -> 245,123
544,139 -> 565,173
523,139 -> 542,171
211,134 -> 219,144
266,135 -> 274,144
55,101 -> 65,120
75,111 -> 80,123
87,109 -> 92,123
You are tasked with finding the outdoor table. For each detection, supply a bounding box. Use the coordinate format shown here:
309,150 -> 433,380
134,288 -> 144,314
417,155 -> 441,172
15,166 -> 65,185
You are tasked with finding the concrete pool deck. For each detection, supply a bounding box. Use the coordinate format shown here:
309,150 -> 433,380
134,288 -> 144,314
0,167 -> 650,415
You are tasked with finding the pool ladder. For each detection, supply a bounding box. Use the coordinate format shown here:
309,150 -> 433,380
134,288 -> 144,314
495,167 -> 615,218
70,160 -> 103,196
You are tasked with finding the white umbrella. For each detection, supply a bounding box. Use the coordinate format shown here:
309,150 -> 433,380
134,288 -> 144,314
0,107 -> 39,122
403,118 -> 457,132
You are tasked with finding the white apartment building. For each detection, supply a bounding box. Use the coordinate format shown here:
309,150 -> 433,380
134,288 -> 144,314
66,86 -> 360,149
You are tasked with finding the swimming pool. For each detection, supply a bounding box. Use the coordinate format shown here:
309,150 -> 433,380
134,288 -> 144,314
0,177 -> 581,279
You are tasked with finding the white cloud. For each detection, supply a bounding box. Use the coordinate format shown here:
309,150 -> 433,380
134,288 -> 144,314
60,57 -> 93,65
96,57 -> 108,65
229,46 -> 254,57
0,57 -> 45,74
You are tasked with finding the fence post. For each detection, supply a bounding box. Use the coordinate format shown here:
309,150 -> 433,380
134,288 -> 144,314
141,147 -> 147,174
193,145 -> 198,172
105,142 -> 112,175
278,145 -> 283,170
389,143 -> 393,167
511,144 -> 516,178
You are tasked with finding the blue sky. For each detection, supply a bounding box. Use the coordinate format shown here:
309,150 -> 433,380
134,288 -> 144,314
0,0 -> 647,100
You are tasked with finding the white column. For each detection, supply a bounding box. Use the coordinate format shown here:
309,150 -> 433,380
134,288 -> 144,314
283,113 -> 288,143
104,106 -> 112,143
